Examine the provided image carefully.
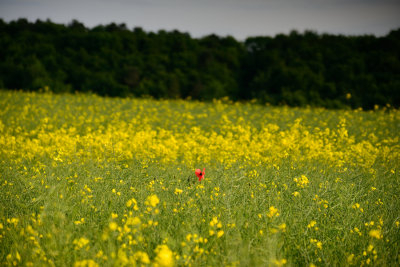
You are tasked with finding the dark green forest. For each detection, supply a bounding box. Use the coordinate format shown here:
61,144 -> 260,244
1,19 -> 399,109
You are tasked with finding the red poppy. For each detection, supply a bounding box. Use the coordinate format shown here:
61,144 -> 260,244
195,168 -> 205,181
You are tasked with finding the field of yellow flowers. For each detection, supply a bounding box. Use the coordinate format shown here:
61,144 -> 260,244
1,90 -> 399,266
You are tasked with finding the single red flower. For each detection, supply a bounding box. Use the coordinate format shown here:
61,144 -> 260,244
195,168 -> 205,181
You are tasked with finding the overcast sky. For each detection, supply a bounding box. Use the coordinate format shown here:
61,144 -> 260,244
1,0 -> 399,40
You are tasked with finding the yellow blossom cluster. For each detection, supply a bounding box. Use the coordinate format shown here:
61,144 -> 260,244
1,91 -> 398,172
293,175 -> 309,188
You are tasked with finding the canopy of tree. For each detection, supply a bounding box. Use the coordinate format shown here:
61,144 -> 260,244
1,19 -> 399,109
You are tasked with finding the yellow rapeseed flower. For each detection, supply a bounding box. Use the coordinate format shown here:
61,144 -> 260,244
307,220 -> 317,228
145,194 -> 160,207
73,237 -> 90,250
109,222 -> 118,231
154,245 -> 174,267
74,218 -> 85,225
174,188 -> 183,195
126,198 -> 139,210
278,223 -> 287,232
267,206 -> 279,218
74,259 -> 99,267
217,230 -> 224,238
369,229 -> 382,239
347,254 -> 354,264
210,217 -> 218,227
293,175 -> 309,188
273,259 -> 287,266
133,251 -> 150,264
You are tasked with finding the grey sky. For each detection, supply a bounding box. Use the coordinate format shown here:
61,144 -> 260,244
1,0 -> 399,40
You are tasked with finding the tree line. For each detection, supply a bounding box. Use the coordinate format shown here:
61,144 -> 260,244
1,19 -> 399,109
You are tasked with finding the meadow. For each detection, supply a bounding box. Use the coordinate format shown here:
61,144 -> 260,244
0,90 -> 399,266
